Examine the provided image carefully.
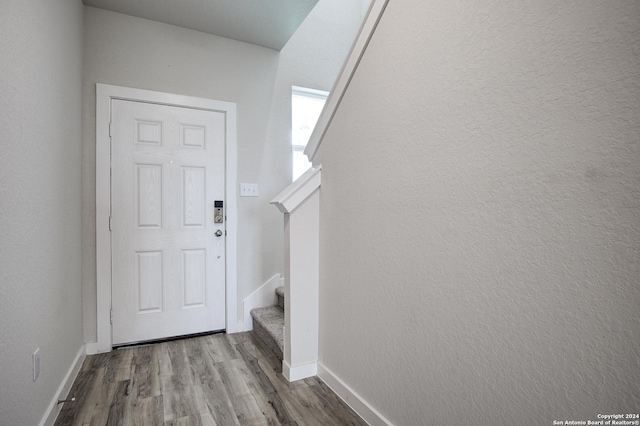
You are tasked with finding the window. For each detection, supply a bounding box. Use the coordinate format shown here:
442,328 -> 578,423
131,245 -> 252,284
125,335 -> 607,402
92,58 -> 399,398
291,86 -> 328,181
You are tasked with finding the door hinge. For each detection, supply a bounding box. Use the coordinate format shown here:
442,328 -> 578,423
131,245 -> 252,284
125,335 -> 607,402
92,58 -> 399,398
109,216 -> 112,231
110,309 -> 113,324
109,122 -> 112,138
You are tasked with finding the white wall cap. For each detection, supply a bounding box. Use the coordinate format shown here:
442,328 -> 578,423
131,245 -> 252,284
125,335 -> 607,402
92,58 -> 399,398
271,165 -> 322,214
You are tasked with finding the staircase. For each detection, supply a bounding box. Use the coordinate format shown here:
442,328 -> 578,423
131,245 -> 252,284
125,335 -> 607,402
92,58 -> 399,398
250,286 -> 285,361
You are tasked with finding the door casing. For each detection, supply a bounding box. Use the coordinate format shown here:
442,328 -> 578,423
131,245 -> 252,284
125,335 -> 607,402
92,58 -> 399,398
95,83 -> 238,353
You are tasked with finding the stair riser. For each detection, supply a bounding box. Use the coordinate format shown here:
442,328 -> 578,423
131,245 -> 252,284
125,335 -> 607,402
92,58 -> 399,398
277,293 -> 284,311
252,318 -> 283,361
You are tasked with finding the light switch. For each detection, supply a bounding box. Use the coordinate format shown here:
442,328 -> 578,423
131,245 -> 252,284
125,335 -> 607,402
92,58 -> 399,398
240,183 -> 259,197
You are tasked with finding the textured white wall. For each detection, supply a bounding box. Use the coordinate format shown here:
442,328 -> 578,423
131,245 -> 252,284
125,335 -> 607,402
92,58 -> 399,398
317,1 -> 640,425
0,0 -> 84,424
82,1 -> 367,340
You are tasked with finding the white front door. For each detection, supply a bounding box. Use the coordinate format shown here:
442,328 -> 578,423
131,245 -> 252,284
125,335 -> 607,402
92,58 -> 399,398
110,99 -> 226,346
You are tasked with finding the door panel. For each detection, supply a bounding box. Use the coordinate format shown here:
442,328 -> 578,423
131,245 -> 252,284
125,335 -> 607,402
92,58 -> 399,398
111,99 -> 226,346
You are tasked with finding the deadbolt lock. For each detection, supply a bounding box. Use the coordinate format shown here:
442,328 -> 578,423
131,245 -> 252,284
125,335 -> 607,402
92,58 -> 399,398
214,200 -> 223,224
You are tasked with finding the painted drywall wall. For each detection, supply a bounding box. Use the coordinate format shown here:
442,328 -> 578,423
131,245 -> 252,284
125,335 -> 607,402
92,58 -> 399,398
0,0 -> 84,424
317,1 -> 640,425
82,1 -> 368,341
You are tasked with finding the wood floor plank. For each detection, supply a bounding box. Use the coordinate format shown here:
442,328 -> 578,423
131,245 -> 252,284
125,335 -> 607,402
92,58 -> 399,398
235,341 -> 299,425
79,375 -> 120,426
55,362 -> 115,426
185,337 -> 217,386
162,340 -> 195,391
235,332 -> 315,424
112,348 -> 136,383
245,334 -> 308,393
196,379 -> 240,426
226,358 -> 281,424
54,369 -> 95,425
130,395 -> 164,426
215,359 -> 266,424
158,342 -> 173,377
291,384 -> 367,426
165,413 -> 215,426
163,385 -> 201,422
131,345 -> 162,399
54,332 -> 365,426
308,380 -> 369,425
205,333 -> 239,363
105,379 -> 133,426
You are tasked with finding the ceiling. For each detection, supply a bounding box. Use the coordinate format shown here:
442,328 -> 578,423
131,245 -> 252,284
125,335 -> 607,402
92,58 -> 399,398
82,0 -> 320,50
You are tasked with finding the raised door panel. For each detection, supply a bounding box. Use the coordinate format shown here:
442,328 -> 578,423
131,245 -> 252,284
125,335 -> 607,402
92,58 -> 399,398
135,164 -> 162,229
182,166 -> 206,228
182,249 -> 206,308
135,251 -> 163,313
136,120 -> 162,145
181,124 -> 206,149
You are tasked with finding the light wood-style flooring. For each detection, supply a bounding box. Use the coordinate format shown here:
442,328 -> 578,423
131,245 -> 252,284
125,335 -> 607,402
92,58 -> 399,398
55,332 -> 366,425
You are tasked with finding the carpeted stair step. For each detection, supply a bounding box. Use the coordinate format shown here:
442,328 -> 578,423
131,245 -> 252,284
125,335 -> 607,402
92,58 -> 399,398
250,306 -> 284,361
275,286 -> 285,311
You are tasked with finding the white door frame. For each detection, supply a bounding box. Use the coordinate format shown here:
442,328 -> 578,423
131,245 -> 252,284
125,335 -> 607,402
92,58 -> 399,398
96,83 -> 238,353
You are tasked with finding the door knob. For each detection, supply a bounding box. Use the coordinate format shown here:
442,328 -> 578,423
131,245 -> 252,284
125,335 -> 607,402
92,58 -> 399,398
214,229 -> 223,237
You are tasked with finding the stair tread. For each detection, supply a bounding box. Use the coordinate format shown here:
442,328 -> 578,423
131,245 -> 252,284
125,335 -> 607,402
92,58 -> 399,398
250,306 -> 284,353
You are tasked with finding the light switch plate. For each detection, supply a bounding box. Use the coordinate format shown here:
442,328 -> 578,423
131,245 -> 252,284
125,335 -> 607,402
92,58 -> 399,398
240,183 -> 259,197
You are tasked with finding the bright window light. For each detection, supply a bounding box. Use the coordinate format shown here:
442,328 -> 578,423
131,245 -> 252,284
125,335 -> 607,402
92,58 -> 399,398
292,86 -> 328,181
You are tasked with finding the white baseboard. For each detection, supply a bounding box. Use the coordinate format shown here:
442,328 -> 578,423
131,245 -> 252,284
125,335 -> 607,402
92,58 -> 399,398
283,360 -> 317,382
39,345 -> 86,426
229,321 -> 245,333
85,342 -> 99,355
317,363 -> 393,426
242,274 -> 282,331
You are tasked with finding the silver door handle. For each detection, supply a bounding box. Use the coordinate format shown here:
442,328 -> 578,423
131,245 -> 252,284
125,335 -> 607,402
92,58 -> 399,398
214,229 -> 223,237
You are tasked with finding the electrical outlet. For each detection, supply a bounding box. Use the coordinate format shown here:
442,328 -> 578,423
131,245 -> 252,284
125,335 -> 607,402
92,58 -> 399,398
33,348 -> 40,382
240,183 -> 259,197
